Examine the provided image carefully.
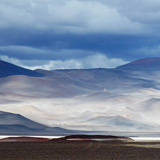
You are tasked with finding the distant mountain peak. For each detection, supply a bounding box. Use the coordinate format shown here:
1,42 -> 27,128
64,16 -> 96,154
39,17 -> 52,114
129,57 -> 160,65
116,57 -> 160,71
0,59 -> 43,78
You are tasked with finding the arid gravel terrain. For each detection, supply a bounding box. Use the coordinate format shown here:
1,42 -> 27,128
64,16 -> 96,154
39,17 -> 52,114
0,141 -> 160,160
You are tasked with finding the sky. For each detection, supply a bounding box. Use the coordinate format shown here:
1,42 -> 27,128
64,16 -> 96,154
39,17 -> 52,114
0,0 -> 160,70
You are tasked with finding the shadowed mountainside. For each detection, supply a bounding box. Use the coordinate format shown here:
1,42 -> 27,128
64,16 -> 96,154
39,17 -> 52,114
0,60 -> 43,77
0,110 -> 77,135
0,110 -> 46,128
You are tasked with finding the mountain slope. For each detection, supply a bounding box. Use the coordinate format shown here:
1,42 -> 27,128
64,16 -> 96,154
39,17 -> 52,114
36,68 -> 153,91
0,60 -> 43,77
0,58 -> 160,133
83,116 -> 154,131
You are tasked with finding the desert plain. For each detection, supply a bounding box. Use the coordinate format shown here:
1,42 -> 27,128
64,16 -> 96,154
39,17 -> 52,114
0,139 -> 160,160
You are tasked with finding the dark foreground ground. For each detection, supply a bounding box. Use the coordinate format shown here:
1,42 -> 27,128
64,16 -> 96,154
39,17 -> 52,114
0,141 -> 160,160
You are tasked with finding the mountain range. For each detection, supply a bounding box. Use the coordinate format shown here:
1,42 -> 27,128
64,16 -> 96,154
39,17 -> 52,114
0,57 -> 160,135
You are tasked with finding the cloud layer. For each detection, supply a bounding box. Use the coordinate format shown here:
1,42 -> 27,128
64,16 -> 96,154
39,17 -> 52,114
0,0 -> 160,69
0,54 -> 127,70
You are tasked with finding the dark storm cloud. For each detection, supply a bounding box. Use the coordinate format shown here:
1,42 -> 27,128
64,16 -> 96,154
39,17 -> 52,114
0,28 -> 160,61
0,0 -> 160,69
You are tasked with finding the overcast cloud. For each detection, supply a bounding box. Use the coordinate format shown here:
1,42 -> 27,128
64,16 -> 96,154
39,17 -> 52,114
0,0 -> 160,69
0,0 -> 147,34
